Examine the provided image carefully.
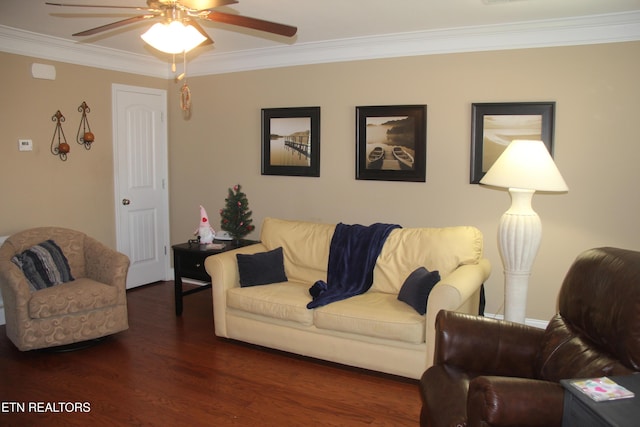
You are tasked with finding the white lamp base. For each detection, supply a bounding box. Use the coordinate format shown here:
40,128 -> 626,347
498,188 -> 541,323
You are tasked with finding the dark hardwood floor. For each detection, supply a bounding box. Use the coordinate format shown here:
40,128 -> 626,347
0,282 -> 421,426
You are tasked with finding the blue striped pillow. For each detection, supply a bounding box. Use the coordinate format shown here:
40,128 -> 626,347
11,240 -> 74,291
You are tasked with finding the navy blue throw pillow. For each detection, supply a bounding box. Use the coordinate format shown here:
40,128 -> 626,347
397,267 -> 441,315
236,247 -> 288,287
11,239 -> 74,292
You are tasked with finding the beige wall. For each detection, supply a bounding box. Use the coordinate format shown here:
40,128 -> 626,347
169,42 -> 640,321
0,52 -> 166,247
2,41 -> 639,321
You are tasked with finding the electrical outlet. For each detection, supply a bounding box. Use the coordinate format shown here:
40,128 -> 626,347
18,139 -> 33,151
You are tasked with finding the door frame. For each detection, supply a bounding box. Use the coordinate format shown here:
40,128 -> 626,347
111,83 -> 171,286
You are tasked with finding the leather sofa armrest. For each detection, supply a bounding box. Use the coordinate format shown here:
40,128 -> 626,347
468,376 -> 564,427
434,310 -> 545,378
204,243 -> 267,291
204,243 -> 267,337
425,259 -> 491,368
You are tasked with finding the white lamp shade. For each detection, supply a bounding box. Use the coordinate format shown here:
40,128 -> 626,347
141,21 -> 207,54
480,139 -> 568,192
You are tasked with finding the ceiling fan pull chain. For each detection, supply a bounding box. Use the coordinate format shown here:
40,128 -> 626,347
180,82 -> 191,113
178,52 -> 191,113
183,50 -> 187,77
180,52 -> 191,113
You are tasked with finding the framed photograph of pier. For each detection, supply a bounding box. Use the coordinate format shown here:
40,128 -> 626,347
470,102 -> 555,183
261,106 -> 321,177
356,105 -> 427,182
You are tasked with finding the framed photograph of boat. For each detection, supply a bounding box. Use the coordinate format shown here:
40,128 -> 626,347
470,102 -> 555,183
261,106 -> 321,177
356,105 -> 427,182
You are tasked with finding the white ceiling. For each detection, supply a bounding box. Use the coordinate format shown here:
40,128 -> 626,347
1,0 -> 640,77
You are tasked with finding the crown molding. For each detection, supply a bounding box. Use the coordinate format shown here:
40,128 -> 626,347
0,25 -> 172,78
189,11 -> 640,76
1,10 -> 639,79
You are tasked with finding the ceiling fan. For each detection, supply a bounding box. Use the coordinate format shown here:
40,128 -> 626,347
46,1 -> 297,115
45,0 -> 298,51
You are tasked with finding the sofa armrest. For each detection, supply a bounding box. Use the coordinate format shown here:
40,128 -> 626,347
468,376 -> 564,427
0,255 -> 32,324
204,243 -> 267,337
83,236 -> 130,304
435,310 -> 545,378
425,258 -> 491,367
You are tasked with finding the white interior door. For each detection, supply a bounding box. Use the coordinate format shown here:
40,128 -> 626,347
112,84 -> 170,289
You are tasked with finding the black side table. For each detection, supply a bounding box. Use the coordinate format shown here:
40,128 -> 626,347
172,239 -> 257,315
561,375 -> 640,426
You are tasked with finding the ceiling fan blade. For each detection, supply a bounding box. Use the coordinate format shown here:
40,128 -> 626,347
203,11 -> 297,37
46,2 -> 149,10
73,14 -> 156,36
180,0 -> 238,11
185,18 -> 214,46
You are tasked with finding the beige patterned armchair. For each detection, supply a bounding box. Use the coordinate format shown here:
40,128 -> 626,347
0,227 -> 129,351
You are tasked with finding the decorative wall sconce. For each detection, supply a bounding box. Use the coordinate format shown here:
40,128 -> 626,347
77,101 -> 94,149
50,110 -> 70,161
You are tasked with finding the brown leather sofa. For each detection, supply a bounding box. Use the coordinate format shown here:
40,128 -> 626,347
419,247 -> 640,427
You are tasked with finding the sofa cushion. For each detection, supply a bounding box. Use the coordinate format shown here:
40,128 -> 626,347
227,281 -> 314,325
259,217 -> 334,284
372,226 -> 483,294
314,292 -> 426,344
398,267 -> 441,315
28,278 -> 118,319
236,247 -> 288,287
11,239 -> 74,291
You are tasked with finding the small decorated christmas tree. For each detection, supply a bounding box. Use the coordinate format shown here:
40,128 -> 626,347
220,184 -> 255,241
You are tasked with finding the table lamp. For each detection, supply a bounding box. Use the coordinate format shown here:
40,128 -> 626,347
480,139 -> 568,323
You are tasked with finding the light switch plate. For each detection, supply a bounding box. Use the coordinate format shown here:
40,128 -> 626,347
18,139 -> 33,151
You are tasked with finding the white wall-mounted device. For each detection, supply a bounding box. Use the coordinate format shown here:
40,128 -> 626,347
31,63 -> 56,80
18,139 -> 33,151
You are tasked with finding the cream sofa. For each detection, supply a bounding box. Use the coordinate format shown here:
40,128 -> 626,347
204,217 -> 490,379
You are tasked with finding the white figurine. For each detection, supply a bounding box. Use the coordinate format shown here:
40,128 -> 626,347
194,205 -> 215,244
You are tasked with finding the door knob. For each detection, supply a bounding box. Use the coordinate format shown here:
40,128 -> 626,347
122,198 -> 131,205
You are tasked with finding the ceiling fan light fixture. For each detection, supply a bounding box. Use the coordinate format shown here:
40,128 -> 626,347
141,20 -> 207,54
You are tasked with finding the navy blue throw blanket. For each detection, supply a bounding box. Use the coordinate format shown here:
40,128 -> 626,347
307,222 -> 401,309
